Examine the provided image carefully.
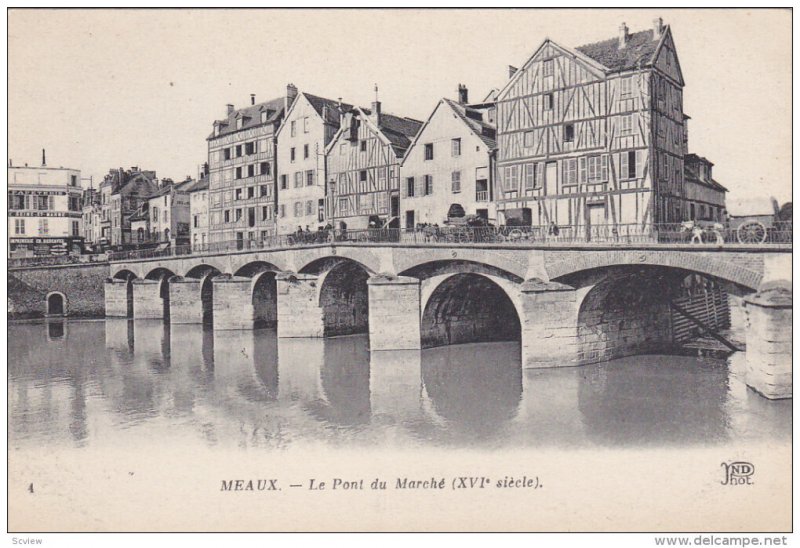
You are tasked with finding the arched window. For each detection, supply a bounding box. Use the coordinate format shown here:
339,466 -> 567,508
164,228 -> 170,241
46,292 -> 65,316
137,227 -> 144,242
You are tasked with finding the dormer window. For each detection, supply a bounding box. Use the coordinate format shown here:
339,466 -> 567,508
236,118 -> 244,130
261,111 -> 268,123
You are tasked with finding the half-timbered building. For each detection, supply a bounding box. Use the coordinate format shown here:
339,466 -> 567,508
495,18 -> 686,236
399,88 -> 497,229
325,99 -> 422,229
206,88 -> 290,244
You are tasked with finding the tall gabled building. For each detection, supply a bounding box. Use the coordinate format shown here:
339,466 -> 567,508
206,87 -> 291,244
399,87 -> 498,228
325,97 -> 423,229
494,18 -> 686,236
275,91 -> 353,234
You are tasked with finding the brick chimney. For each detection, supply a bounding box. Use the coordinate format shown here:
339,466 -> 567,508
619,23 -> 629,49
371,84 -> 381,125
285,83 -> 298,113
457,84 -> 469,105
250,93 -> 256,106
508,65 -> 518,78
653,17 -> 664,40
226,104 -> 234,116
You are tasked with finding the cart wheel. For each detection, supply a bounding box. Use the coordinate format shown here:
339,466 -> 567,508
509,229 -> 523,241
737,221 -> 767,244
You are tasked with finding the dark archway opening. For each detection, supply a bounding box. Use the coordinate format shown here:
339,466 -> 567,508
187,265 -> 222,325
234,262 -> 281,329
421,273 -> 520,348
145,268 -> 176,321
113,270 -> 137,317
47,293 -> 65,316
319,261 -> 370,337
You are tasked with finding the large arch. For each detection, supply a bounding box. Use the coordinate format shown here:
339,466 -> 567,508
306,258 -> 372,337
145,267 -> 176,320
186,264 -> 223,325
399,259 -> 524,284
234,261 -> 281,328
110,269 -> 137,318
420,273 -> 521,348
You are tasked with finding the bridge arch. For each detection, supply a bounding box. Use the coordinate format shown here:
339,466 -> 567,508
110,269 -> 137,317
301,257 -> 372,337
184,264 -> 222,324
420,272 -> 522,349
394,247 -> 529,281
547,250 -> 763,291
399,259 -> 524,285
46,291 -> 68,316
296,248 -> 382,277
233,261 -> 281,328
144,267 -> 176,319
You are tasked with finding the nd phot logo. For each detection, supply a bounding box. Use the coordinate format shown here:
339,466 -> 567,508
721,461 -> 754,486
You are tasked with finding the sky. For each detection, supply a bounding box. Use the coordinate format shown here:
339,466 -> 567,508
8,8 -> 791,214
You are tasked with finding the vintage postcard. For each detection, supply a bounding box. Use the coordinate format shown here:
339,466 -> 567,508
6,8 -> 792,536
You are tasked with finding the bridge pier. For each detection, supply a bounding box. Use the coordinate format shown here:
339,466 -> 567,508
276,272 -> 324,338
104,278 -> 132,317
169,277 -> 203,324
520,279 -> 579,368
367,275 -> 422,350
212,275 -> 255,330
132,279 -> 164,319
744,285 -> 792,399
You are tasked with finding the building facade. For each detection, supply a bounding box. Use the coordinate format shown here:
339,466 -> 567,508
147,178 -> 195,246
494,19 -> 686,236
275,91 -> 352,234
325,101 -> 422,229
8,163 -> 84,257
189,176 -> 210,250
400,90 -> 497,229
683,153 -> 727,222
206,88 -> 291,244
97,167 -> 158,247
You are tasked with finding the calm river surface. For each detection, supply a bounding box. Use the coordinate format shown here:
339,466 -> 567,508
8,319 -> 791,452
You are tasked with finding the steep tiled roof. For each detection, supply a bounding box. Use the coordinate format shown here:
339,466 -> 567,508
367,110 -> 423,157
209,97 -> 285,139
576,29 -> 660,72
684,154 -> 728,193
303,93 -> 355,129
443,98 -> 497,150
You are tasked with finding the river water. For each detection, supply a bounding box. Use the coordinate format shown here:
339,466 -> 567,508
8,319 -> 791,452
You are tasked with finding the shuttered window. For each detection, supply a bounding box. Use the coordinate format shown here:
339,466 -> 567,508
524,163 -> 536,190
562,158 -> 577,185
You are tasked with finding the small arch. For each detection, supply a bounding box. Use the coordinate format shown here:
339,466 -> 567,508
111,270 -> 136,317
399,259 -> 524,284
145,268 -> 176,320
420,273 -> 521,348
46,291 -> 67,316
234,260 -> 281,278
185,265 -> 222,325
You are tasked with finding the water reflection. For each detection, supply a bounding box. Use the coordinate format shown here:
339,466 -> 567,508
7,320 -> 792,451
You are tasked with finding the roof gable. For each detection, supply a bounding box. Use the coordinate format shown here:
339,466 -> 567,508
497,39 -> 607,101
651,27 -> 684,86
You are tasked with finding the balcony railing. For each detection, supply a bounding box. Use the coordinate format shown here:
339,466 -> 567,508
106,221 -> 792,262
475,190 -> 489,202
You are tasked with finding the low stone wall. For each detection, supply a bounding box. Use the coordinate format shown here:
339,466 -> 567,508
8,263 -> 109,319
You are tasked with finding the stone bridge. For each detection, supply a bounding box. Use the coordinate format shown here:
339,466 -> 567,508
105,242 -> 792,399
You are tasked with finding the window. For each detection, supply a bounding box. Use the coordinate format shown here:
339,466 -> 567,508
235,145 -> 242,158
290,147 -> 296,162
235,188 -> 242,200
290,121 -> 296,137
294,172 -> 303,188
524,163 -> 536,190
70,175 -> 77,187
305,200 -> 314,216
303,117 -> 309,133
524,131 -> 534,148
260,162 -> 270,175
236,118 -> 243,130
193,215 -> 198,228
163,210 -> 168,223
586,155 -> 609,182
306,170 -> 314,186
279,204 -> 286,218
505,165 -> 520,193
562,158 -> 577,185
304,144 -> 309,159
564,124 -> 575,142
619,150 -> 638,180
235,208 -> 242,221
620,76 -> 633,97
247,186 -> 254,199
360,141 -> 367,152
544,93 -> 553,110
424,175 -> 433,196
14,219 -> 24,234
359,170 -> 367,183
543,59 -> 554,77
280,175 -> 288,190
406,177 -> 415,197
261,206 -> 270,221
451,171 -> 461,193
451,138 -> 461,157
223,148 -> 231,160
424,143 -> 434,161
72,221 -> 79,236
261,111 -> 268,124
247,164 -> 255,177
245,142 -> 255,155
338,198 -> 349,215
235,167 -> 242,179
37,219 -> 48,235
620,114 -> 634,135
248,207 -> 255,227
260,185 -> 268,197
